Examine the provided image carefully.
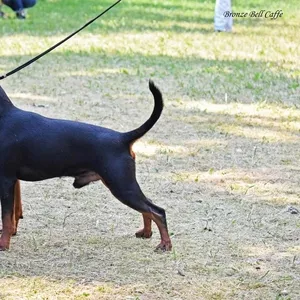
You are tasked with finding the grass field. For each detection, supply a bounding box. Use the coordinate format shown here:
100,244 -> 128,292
0,0 -> 300,299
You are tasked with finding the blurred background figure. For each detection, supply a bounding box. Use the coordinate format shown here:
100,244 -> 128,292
214,0 -> 233,32
0,0 -> 37,19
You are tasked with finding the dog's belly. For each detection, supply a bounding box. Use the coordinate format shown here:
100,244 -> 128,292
17,166 -> 102,188
17,166 -> 57,181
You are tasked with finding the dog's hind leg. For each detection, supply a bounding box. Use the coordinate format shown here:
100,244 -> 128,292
100,158 -> 172,251
0,177 -> 17,250
112,184 -> 171,251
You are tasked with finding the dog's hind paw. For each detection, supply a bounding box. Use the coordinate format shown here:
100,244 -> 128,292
155,240 -> 172,252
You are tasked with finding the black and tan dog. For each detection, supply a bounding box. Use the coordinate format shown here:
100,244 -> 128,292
0,80 -> 172,251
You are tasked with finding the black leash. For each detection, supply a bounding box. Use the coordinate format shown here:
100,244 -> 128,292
0,0 -> 122,81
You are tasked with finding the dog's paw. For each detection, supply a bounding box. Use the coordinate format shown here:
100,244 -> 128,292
0,239 -> 10,251
135,228 -> 153,239
155,240 -> 172,252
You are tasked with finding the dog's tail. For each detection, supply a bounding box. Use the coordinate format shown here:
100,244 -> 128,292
122,80 -> 164,144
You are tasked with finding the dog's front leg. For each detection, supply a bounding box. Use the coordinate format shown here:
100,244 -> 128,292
135,213 -> 153,238
13,180 -> 23,235
0,178 -> 16,250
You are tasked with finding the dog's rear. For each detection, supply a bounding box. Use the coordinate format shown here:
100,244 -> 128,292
104,80 -> 171,250
0,81 -> 172,251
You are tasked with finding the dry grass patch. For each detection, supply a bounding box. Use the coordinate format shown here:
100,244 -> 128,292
1,0 -> 300,299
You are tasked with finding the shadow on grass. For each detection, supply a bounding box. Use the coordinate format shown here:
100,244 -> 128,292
1,50 -> 298,104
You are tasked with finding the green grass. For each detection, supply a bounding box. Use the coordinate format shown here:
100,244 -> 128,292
0,0 -> 299,104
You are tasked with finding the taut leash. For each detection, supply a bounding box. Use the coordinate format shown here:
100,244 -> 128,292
0,0 -> 122,80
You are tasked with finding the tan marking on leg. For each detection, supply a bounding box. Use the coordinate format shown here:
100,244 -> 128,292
136,213 -> 153,238
150,213 -> 172,251
13,180 -> 23,235
0,213 -> 13,250
129,143 -> 136,160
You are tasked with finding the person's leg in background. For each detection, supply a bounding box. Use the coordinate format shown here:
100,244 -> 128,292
1,0 -> 36,19
0,0 -> 6,18
214,0 -> 233,32
20,0 -> 36,18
